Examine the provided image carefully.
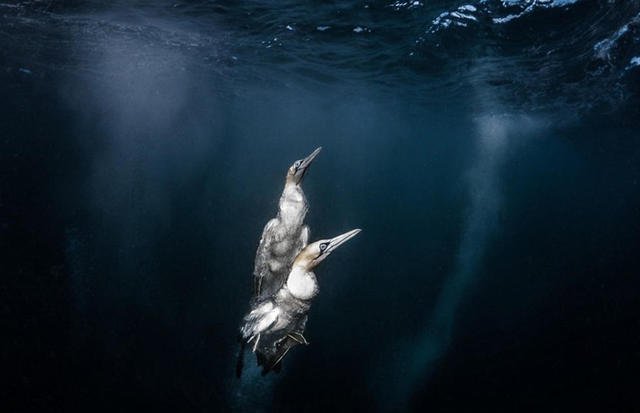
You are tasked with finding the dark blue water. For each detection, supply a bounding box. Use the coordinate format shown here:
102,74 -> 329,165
2,1 -> 639,411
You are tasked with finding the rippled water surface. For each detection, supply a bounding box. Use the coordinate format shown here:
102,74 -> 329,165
2,1 -> 639,411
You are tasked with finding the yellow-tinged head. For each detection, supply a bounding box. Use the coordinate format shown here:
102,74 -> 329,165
285,147 -> 322,186
292,229 -> 362,270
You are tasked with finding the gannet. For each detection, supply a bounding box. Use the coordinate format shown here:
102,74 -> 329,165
253,147 -> 322,299
238,229 -> 361,375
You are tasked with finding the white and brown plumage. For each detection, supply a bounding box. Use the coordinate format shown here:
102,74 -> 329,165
239,229 -> 361,375
252,147 -> 322,299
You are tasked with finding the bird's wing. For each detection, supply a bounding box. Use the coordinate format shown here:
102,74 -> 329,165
284,225 -> 309,282
240,299 -> 280,341
253,218 -> 279,296
298,225 -> 310,250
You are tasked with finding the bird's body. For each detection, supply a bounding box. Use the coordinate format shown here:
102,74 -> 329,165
238,279 -> 312,375
252,147 -> 321,299
241,287 -> 312,348
253,185 -> 310,298
239,229 -> 361,375
241,267 -> 317,374
243,267 -> 318,341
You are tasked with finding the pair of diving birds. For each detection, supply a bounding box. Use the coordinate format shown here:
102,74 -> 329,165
236,147 -> 361,376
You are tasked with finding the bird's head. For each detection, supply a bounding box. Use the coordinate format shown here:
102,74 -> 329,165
293,229 -> 362,270
285,147 -> 322,185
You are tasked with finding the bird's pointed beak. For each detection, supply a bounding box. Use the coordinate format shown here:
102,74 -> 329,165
299,146 -> 322,171
294,147 -> 322,183
325,228 -> 361,254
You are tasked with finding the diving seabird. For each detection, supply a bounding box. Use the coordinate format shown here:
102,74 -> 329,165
239,229 -> 361,375
253,147 -> 322,299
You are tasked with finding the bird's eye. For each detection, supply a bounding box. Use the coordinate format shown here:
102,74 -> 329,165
319,243 -> 327,252
294,160 -> 301,168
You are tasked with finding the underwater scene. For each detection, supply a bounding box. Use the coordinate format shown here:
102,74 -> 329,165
2,0 -> 639,411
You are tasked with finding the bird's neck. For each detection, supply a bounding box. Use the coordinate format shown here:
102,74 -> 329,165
286,265 -> 318,301
282,181 -> 301,195
279,184 -> 307,229
286,170 -> 302,184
